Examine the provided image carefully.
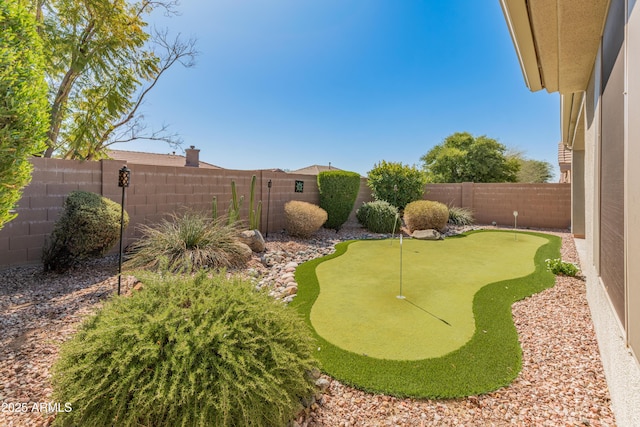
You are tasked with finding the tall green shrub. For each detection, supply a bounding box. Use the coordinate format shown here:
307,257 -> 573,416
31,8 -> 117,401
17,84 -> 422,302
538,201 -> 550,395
318,170 -> 361,230
52,271 -> 319,427
367,161 -> 427,210
0,0 -> 49,229
42,191 -> 128,272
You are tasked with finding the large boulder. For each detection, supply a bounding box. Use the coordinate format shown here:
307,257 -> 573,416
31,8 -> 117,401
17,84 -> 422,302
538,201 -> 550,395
411,229 -> 443,240
239,229 -> 266,252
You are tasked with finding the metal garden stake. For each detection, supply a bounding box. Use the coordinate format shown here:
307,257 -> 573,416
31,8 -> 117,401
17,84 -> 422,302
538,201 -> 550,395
117,165 -> 130,295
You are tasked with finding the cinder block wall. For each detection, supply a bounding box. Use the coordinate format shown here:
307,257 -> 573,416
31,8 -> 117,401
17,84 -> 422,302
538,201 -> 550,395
0,158 -> 569,268
0,159 -> 370,267
425,182 -> 571,229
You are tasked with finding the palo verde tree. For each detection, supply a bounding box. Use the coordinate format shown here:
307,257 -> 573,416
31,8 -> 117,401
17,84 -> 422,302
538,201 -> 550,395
421,132 -> 520,183
0,0 -> 49,229
35,0 -> 197,159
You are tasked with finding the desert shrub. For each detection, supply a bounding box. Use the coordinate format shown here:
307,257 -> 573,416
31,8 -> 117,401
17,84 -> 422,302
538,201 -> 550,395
356,200 -> 401,234
318,170 -> 361,230
42,191 -> 128,272
284,201 -> 327,238
125,211 -> 250,273
52,271 -> 319,427
448,206 -> 475,225
366,160 -> 427,210
403,200 -> 449,233
545,258 -> 580,276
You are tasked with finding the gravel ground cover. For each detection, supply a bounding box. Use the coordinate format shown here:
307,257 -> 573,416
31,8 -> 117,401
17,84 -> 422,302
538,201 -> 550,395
0,225 -> 615,426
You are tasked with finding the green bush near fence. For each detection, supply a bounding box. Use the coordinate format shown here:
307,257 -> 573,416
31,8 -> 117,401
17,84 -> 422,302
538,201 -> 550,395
366,161 -> 427,210
356,200 -> 401,234
318,170 -> 361,231
42,191 -> 128,273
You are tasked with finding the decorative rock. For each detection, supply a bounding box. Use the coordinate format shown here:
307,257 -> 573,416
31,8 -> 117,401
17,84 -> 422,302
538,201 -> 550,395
411,229 -> 443,240
284,261 -> 298,270
315,378 -> 331,392
236,242 -> 253,260
284,285 -> 298,296
238,229 -> 266,252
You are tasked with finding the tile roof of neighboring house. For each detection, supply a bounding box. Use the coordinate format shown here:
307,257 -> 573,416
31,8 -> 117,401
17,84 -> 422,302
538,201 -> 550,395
107,149 -> 222,169
290,164 -> 343,175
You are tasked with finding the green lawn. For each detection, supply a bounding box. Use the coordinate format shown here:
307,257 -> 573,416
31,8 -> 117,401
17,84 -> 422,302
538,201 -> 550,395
291,230 -> 560,398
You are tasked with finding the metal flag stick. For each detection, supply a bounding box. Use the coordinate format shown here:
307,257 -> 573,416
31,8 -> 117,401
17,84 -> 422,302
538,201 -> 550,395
397,233 -> 405,299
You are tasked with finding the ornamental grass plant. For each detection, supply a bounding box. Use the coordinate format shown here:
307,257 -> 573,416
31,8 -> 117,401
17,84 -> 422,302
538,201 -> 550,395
448,206 -> 475,226
124,211 -> 249,273
52,271 -> 320,427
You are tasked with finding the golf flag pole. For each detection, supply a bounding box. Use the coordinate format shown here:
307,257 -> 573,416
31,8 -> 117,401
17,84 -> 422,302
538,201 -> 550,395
397,233 -> 405,299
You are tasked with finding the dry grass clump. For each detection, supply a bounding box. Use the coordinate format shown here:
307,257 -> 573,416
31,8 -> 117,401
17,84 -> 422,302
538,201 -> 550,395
124,211 -> 250,273
403,200 -> 449,233
284,201 -> 327,238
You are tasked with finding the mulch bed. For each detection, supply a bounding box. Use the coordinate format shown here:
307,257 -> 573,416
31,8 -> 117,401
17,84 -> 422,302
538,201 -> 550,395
0,228 -> 616,426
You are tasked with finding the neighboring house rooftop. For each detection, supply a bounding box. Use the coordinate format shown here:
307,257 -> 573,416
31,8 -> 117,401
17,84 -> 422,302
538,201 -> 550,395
290,164 -> 343,175
107,147 -> 222,169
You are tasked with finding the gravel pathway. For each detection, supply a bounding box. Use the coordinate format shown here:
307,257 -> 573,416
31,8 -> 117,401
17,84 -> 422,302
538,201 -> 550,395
0,226 -> 615,426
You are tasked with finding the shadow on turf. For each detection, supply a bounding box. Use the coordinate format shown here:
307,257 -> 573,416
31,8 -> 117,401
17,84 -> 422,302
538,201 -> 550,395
403,298 -> 452,326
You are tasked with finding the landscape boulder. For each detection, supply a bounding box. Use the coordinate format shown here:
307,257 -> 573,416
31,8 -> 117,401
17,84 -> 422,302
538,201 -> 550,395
411,229 -> 443,240
238,229 -> 266,252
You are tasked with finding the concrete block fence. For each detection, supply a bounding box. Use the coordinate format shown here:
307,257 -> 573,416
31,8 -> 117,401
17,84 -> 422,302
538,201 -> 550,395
425,182 -> 571,230
0,158 -> 570,268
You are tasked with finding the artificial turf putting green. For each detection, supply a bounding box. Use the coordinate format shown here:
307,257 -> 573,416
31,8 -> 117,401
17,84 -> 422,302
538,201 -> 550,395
291,230 -> 561,398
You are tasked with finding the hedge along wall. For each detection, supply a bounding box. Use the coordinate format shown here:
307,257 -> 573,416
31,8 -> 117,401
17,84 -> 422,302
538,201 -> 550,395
424,182 -> 571,229
0,158 -> 371,268
0,158 -> 568,268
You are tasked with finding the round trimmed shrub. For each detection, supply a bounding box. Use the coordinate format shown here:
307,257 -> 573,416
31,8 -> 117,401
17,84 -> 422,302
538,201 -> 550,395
403,200 -> 449,233
42,191 -> 128,272
52,271 -> 319,427
284,201 -> 327,238
125,211 -> 250,273
356,200 -> 401,233
318,170 -> 361,230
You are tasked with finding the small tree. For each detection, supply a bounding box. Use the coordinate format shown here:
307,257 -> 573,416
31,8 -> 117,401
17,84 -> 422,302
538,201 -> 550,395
318,170 -> 361,230
36,0 -> 197,159
421,132 -> 520,183
0,0 -> 49,229
366,161 -> 427,210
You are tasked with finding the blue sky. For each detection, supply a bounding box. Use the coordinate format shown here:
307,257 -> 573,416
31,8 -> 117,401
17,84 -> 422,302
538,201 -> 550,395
123,1 -> 560,178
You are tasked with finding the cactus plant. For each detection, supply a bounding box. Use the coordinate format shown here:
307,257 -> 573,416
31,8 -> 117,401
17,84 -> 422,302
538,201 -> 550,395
223,176 -> 262,229
227,180 -> 244,225
248,175 -> 262,230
